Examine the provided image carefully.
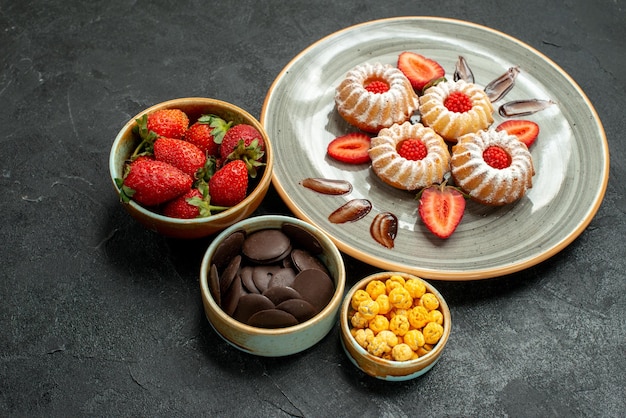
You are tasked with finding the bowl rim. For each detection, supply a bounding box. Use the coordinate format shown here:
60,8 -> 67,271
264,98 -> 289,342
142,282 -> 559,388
199,214 -> 346,335
340,271 -> 451,366
108,97 -> 274,225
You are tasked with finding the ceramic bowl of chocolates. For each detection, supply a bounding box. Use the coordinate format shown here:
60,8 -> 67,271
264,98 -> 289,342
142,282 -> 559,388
199,215 -> 346,357
340,271 -> 451,381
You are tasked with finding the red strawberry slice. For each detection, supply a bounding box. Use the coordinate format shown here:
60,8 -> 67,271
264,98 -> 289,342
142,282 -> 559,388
495,120 -> 540,148
397,52 -> 445,92
327,132 -> 371,164
418,184 -> 466,239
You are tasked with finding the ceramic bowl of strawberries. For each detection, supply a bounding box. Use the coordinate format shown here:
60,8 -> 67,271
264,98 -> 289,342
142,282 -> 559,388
109,97 -> 273,239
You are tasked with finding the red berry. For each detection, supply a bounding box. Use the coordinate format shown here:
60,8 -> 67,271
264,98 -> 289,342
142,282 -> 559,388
496,119 -> 540,148
220,124 -> 265,160
120,158 -> 192,207
444,91 -> 473,113
418,184 -> 466,239
364,80 -> 390,94
146,109 -> 189,139
397,138 -> 428,161
153,137 -> 207,177
483,146 -> 511,169
397,51 -> 445,92
208,160 -> 249,207
327,132 -> 371,164
184,123 -> 220,156
163,188 -> 203,219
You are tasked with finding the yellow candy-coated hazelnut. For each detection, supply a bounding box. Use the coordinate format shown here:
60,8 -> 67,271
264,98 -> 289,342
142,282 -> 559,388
391,343 -> 414,361
367,335 -> 391,357
350,311 -> 369,329
375,294 -> 391,315
421,292 -> 440,311
365,280 -> 386,300
404,278 -> 426,299
389,314 -> 410,336
353,328 -> 374,349
423,321 -> 444,345
368,314 -> 390,334
377,330 -> 399,347
385,275 -> 405,293
403,329 -> 425,350
351,289 -> 371,310
357,299 -> 379,320
408,306 -> 429,329
428,309 -> 444,325
388,286 -> 413,309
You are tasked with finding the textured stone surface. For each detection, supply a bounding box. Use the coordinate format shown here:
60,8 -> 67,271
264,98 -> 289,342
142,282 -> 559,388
1,0 -> 625,416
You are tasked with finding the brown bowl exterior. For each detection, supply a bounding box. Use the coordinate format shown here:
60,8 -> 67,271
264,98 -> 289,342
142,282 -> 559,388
199,215 -> 346,357
109,98 -> 273,239
340,272 -> 451,381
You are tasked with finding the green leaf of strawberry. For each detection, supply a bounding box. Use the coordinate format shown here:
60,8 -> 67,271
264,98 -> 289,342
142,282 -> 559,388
326,132 -> 371,164
495,119 -> 540,148
130,114 -> 158,159
418,183 -> 466,239
196,114 -> 233,145
397,51 -> 445,93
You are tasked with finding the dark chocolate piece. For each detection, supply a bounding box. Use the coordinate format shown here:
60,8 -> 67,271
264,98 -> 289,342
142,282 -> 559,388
212,230 -> 245,271
232,293 -> 275,324
251,265 -> 282,293
291,249 -> 329,275
242,229 -> 292,263
219,255 -> 241,295
276,299 -> 317,322
221,276 -> 245,316
291,269 -> 335,312
209,264 -> 221,306
267,267 -> 297,288
281,223 -> 323,254
262,286 -> 302,306
239,266 -> 259,294
247,309 -> 299,328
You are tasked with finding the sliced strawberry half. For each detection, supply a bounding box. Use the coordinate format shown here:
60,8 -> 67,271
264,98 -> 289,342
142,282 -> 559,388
327,132 -> 371,164
496,120 -> 540,148
397,51 -> 445,92
418,184 -> 466,239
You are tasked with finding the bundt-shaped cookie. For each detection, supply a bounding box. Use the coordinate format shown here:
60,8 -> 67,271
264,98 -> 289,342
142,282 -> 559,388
450,129 -> 534,206
419,79 -> 494,142
335,63 -> 419,133
368,121 -> 451,191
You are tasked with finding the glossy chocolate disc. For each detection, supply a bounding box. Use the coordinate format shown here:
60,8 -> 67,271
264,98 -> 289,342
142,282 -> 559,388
219,254 -> 241,295
262,286 -> 302,306
232,293 -> 275,324
276,299 -> 317,322
212,230 -> 245,271
248,309 -> 299,328
242,229 -> 291,264
291,269 -> 335,312
281,223 -> 323,254
291,249 -> 329,274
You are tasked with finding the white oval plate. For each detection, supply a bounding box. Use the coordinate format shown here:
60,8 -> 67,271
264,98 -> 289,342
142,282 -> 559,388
261,17 -> 609,280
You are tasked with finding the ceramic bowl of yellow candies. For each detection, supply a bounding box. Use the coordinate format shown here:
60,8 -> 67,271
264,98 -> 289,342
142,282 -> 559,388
339,271 -> 451,381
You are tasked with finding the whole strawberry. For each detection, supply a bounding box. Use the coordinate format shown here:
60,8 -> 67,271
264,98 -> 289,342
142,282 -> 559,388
208,159 -> 249,207
219,124 -> 265,159
118,158 -> 192,207
153,137 -> 207,177
184,114 -> 232,156
162,186 -> 231,219
147,108 -> 189,139
219,124 -> 266,177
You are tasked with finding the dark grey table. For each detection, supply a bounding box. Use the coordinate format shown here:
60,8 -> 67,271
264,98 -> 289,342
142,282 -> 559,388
2,1 -> 624,416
